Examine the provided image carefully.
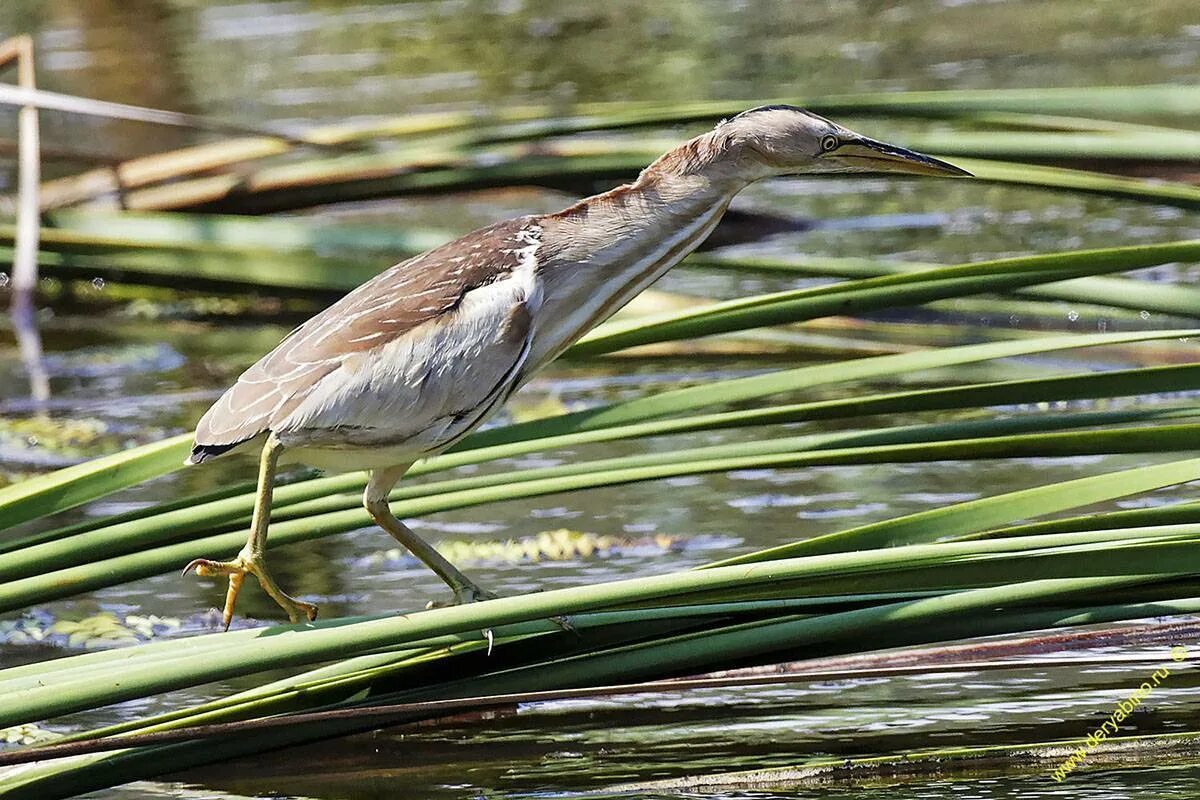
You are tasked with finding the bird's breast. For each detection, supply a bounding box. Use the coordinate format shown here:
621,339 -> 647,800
523,193 -> 733,374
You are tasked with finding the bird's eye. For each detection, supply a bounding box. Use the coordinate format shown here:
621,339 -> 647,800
820,135 -> 840,153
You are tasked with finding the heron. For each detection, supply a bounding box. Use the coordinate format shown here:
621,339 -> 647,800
184,105 -> 970,627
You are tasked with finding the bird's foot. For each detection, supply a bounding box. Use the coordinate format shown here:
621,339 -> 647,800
425,580 -> 498,609
183,548 -> 318,630
424,582 -> 574,638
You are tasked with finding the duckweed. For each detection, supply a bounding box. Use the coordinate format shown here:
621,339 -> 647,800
0,611 -> 183,650
356,528 -> 684,568
0,723 -> 61,747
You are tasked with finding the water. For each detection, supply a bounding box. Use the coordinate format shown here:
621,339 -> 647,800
2,1 -> 1200,798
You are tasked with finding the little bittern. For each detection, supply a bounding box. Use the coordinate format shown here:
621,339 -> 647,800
185,105 -> 970,626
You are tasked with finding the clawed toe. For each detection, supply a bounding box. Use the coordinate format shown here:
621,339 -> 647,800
183,551 -> 317,630
182,557 -> 235,578
422,583 -> 574,645
425,582 -> 498,610
456,585 -> 499,604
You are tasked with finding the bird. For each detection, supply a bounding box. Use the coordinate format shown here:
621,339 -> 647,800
183,105 -> 971,628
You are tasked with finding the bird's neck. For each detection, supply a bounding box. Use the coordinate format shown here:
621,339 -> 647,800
526,168 -> 741,372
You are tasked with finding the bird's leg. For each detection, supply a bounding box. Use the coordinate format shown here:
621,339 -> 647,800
364,466 -> 496,605
364,467 -> 576,637
183,434 -> 318,628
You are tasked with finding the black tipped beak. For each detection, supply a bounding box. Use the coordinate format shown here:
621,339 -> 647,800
838,137 -> 972,177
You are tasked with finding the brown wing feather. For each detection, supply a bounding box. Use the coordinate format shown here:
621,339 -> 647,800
189,216 -> 537,463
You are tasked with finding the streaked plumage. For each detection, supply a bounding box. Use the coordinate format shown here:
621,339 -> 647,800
184,105 -> 970,626
191,217 -> 541,470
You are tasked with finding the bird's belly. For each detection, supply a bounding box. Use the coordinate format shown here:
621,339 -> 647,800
279,406 -> 478,471
284,436 -> 444,473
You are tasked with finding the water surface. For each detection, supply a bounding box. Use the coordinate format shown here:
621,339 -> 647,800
2,1 -> 1200,798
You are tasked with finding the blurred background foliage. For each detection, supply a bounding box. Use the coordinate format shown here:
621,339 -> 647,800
2,0 -> 1200,176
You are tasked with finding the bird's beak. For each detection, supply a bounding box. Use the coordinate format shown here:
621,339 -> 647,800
834,136 -> 972,177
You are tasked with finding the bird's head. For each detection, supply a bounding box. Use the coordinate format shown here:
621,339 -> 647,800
657,104 -> 971,184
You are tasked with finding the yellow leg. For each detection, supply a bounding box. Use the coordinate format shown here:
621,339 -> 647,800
365,466 -> 576,635
364,465 -> 495,605
183,434 -> 318,629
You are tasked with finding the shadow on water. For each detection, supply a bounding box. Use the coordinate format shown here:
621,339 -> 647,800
181,657 -> 1200,799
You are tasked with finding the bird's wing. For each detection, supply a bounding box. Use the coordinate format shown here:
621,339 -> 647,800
273,280 -> 534,460
189,217 -> 541,463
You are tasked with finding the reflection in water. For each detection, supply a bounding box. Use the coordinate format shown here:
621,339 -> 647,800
9,289 -> 48,406
185,649 -> 1200,800
2,32 -> 48,406
42,0 -> 194,158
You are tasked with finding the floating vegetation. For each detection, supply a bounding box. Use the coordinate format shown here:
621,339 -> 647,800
0,611 -> 183,650
0,724 -> 60,748
354,528 -> 686,569
118,296 -> 255,321
0,416 -> 111,466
